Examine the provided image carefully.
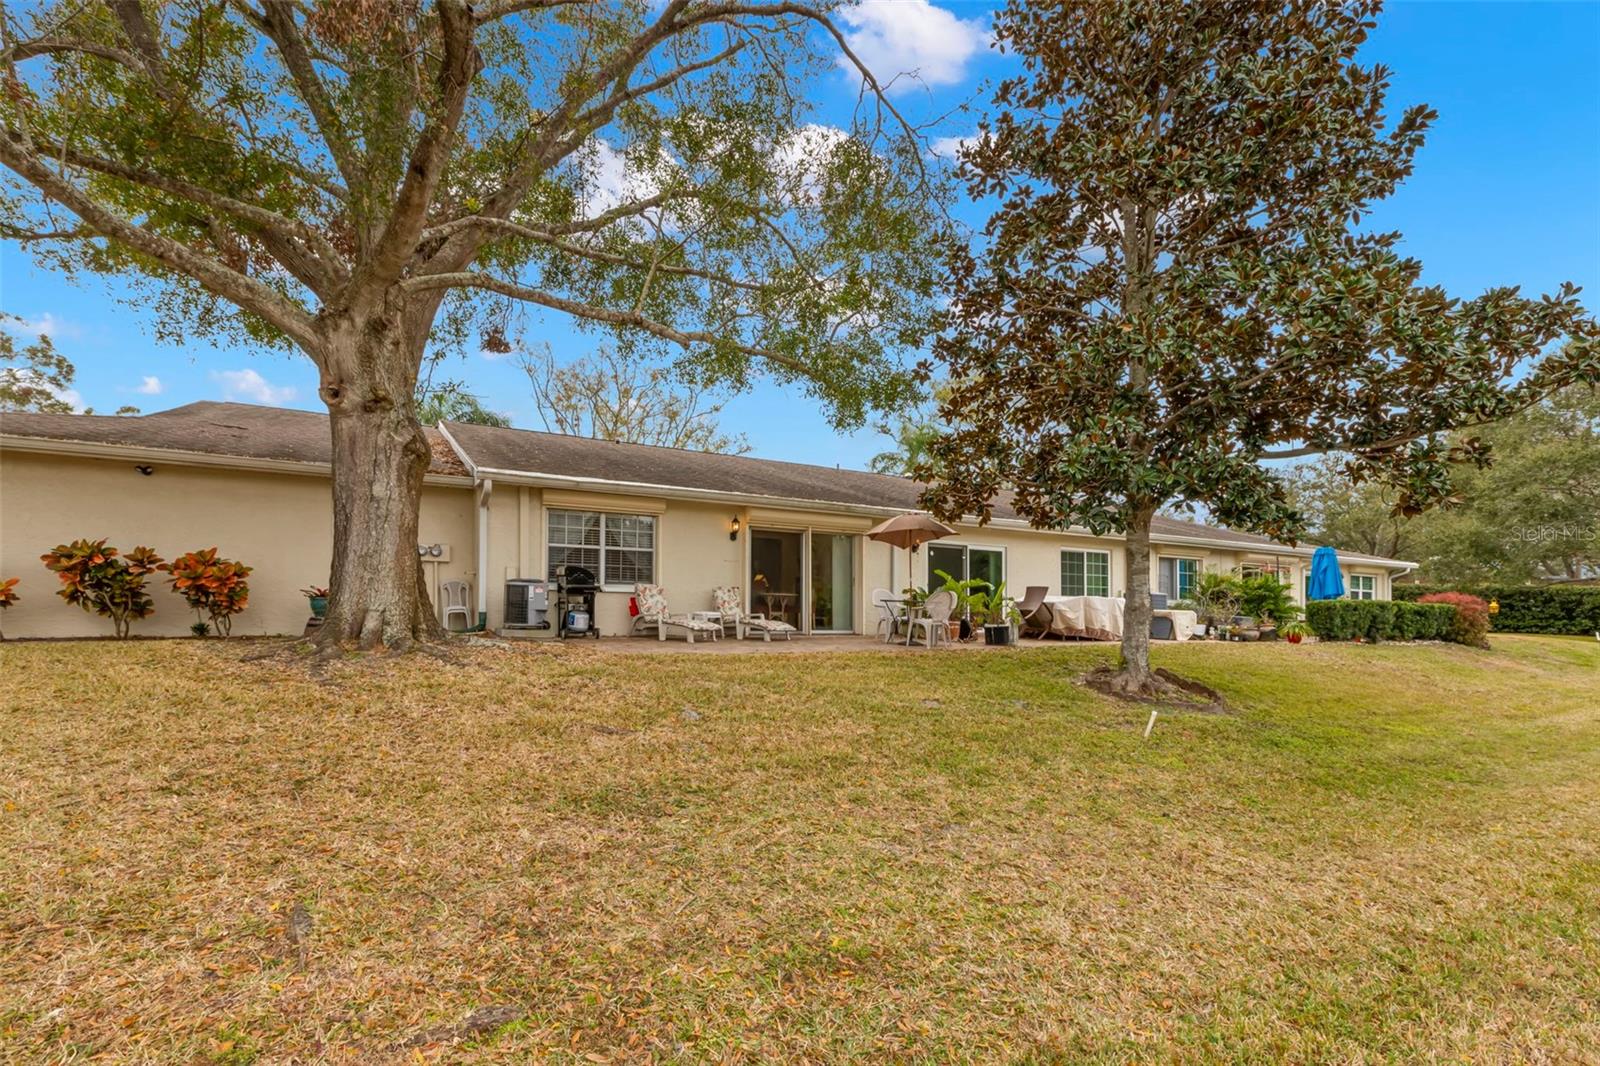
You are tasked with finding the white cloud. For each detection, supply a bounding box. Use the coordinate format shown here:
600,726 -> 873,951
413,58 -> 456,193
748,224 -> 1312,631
135,375 -> 164,395
211,368 -> 296,405
0,368 -> 84,411
580,139 -> 671,221
839,0 -> 988,94
929,133 -> 976,160
2,312 -> 84,340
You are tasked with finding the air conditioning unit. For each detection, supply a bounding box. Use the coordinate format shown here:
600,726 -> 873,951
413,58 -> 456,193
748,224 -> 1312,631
503,579 -> 550,629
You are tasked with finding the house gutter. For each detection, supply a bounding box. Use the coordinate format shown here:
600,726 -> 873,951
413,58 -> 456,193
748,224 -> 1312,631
0,434 -> 474,487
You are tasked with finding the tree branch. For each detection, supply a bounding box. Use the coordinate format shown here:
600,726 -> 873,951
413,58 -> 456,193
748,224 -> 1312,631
241,0 -> 365,195
0,130 -> 318,349
417,214 -> 762,291
353,0 -> 481,294
401,270 -> 804,372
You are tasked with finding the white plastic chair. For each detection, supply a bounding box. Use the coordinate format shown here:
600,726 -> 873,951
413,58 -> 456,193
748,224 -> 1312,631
871,587 -> 900,642
908,589 -> 956,649
440,580 -> 473,632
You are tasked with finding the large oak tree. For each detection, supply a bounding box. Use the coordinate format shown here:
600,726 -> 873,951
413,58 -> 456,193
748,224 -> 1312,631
0,0 -> 943,650
923,0 -> 1599,695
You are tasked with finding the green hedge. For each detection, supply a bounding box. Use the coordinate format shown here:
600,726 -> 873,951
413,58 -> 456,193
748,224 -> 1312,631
1393,584 -> 1600,635
1305,600 -> 1458,643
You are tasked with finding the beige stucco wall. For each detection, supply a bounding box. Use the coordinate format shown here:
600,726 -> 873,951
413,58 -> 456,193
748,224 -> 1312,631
482,485 -> 1153,637
0,449 -> 473,638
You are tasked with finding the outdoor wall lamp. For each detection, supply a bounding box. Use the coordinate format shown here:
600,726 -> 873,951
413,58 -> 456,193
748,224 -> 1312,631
729,515 -> 741,541
134,464 -> 154,476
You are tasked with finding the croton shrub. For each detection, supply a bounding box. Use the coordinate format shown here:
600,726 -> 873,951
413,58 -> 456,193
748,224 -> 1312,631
40,539 -> 165,638
1417,592 -> 1492,648
0,577 -> 17,610
165,548 -> 252,636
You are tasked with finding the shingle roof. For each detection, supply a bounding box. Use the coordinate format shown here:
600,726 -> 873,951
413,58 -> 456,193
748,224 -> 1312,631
1,402 -> 1411,566
442,420 -> 1411,565
1,401 -> 468,477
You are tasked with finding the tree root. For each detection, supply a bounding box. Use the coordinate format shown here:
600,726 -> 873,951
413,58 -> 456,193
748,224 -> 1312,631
1082,665 -> 1231,713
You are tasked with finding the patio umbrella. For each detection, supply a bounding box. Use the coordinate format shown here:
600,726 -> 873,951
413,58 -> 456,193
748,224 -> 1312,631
866,512 -> 957,592
865,512 -> 957,551
1307,546 -> 1346,600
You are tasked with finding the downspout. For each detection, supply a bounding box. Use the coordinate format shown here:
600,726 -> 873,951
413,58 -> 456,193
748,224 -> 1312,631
476,477 -> 492,629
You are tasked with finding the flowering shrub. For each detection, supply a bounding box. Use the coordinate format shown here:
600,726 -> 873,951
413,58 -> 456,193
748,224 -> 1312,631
1418,591 -> 1491,648
0,576 -> 17,639
164,548 -> 252,637
40,539 -> 164,638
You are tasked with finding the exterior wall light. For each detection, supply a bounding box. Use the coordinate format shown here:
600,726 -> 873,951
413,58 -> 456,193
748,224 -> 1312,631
729,515 -> 741,541
134,464 -> 154,476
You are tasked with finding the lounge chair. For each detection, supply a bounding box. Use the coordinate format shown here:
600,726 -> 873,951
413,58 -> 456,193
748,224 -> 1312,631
712,586 -> 796,642
1016,585 -> 1050,638
630,584 -> 722,643
908,589 -> 956,649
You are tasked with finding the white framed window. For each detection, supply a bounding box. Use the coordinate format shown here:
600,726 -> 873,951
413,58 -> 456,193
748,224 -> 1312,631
1157,556 -> 1201,600
547,509 -> 655,587
1061,550 -> 1111,597
1349,574 -> 1376,601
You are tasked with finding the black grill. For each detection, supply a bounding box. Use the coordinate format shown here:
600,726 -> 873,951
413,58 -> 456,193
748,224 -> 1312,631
553,564 -> 599,638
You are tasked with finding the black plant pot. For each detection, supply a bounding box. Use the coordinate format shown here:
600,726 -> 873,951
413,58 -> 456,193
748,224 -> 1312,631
983,624 -> 1015,646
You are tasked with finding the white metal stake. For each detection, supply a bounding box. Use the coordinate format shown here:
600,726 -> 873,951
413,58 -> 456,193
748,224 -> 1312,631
1143,710 -> 1159,739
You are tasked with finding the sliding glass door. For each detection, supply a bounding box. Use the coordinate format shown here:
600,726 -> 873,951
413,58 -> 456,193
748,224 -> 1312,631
928,544 -> 1004,592
750,528 -> 858,632
751,530 -> 803,628
810,532 -> 855,632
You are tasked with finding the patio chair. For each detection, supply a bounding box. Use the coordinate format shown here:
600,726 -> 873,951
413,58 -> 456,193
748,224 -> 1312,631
712,586 -> 796,642
1016,585 -> 1051,639
1150,615 -> 1176,641
871,587 -> 902,642
630,584 -> 722,643
908,589 -> 956,649
439,580 -> 473,632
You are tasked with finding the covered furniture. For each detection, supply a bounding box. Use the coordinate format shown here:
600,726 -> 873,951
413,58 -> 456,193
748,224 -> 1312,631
1042,595 -> 1125,641
712,586 -> 796,642
630,584 -> 722,643
1040,595 -> 1197,642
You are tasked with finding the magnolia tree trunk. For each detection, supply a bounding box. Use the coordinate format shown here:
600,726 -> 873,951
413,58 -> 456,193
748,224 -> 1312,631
1111,504 -> 1159,696
315,313 -> 445,651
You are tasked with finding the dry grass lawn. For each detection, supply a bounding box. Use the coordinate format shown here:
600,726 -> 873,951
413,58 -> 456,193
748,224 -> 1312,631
2,635 -> 1598,1063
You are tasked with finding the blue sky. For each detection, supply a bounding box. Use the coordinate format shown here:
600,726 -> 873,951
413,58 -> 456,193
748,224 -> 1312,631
2,1 -> 1596,470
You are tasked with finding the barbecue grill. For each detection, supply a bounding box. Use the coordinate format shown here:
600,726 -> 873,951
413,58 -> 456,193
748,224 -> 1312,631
553,563 -> 600,638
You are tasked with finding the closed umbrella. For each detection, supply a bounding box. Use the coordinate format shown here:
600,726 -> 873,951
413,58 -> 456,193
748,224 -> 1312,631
1307,546 -> 1345,600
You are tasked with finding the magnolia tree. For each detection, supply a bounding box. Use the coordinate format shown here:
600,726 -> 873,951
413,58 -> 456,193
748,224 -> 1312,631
0,0 -> 943,650
923,0 -> 1599,695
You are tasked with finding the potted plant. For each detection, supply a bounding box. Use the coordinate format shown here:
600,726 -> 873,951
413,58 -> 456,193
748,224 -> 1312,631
1281,621 -> 1312,645
1190,573 -> 1241,639
973,581 -> 1022,645
302,585 -> 329,618
931,569 -> 992,642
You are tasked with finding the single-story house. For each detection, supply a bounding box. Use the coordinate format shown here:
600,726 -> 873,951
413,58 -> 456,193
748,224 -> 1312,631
0,402 -> 1417,639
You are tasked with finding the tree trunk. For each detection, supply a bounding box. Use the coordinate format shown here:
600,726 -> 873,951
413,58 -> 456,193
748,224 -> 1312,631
314,314 -> 445,652
1109,503 -> 1161,696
